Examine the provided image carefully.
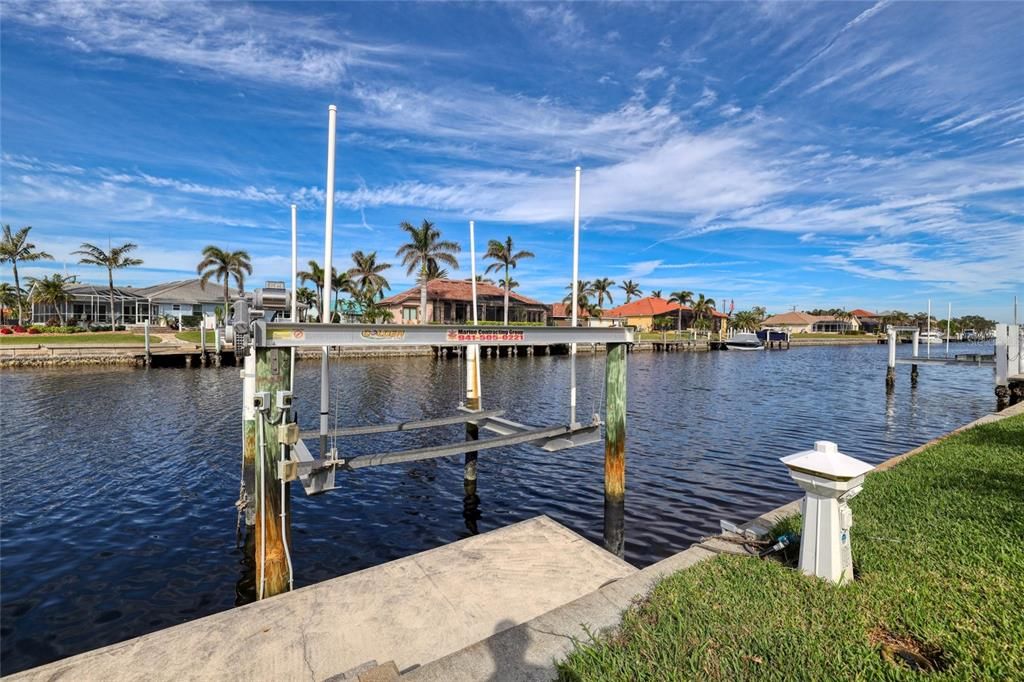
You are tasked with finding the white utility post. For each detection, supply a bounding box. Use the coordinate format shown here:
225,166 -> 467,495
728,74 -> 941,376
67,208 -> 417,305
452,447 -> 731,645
320,104 -> 338,455
569,166 -> 581,427
946,302 -> 951,356
781,441 -> 873,585
926,299 -> 932,359
466,220 -> 481,407
290,203 -> 298,389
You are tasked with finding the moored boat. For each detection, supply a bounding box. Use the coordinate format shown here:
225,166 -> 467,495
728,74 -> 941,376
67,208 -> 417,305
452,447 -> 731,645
725,332 -> 765,350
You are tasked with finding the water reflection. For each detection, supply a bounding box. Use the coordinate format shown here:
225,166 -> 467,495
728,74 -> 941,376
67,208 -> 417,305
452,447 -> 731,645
0,343 -> 997,674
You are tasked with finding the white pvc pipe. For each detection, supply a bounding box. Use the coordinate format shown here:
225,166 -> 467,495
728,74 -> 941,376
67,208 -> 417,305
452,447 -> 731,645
290,203 -> 298,389
927,299 -> 931,359
320,104 -> 338,452
469,220 -> 478,326
570,166 -> 581,427
946,302 -> 951,356
888,329 -> 896,369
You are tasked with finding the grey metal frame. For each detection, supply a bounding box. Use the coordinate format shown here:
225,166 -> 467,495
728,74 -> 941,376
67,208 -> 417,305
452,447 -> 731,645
253,321 -> 634,348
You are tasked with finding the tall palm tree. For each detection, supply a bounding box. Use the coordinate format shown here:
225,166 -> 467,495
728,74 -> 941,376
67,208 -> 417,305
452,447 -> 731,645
591,278 -> 615,309
669,290 -> 693,332
0,282 -> 18,324
331,270 -> 354,322
751,305 -> 767,322
691,293 -> 717,329
396,219 -> 460,324
347,250 -> 391,301
73,241 -> 143,324
196,246 -> 253,318
732,310 -> 760,332
1,225 -> 53,324
298,260 -> 327,312
28,273 -> 75,325
562,279 -> 597,314
650,289 -> 663,299
484,236 -> 534,325
620,279 -> 642,303
501,275 -> 519,291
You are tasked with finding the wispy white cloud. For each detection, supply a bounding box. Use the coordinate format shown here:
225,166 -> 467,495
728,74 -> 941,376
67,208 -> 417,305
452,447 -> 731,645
2,0 -> 413,87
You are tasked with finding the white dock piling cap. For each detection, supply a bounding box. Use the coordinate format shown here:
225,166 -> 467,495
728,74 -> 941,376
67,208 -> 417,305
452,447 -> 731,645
780,440 -> 873,481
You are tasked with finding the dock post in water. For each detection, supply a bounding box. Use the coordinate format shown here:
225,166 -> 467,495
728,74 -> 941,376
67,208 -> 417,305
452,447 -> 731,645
886,328 -> 897,390
911,329 -> 920,385
603,342 -> 627,557
200,320 -> 207,365
254,345 -> 293,598
464,343 -> 481,495
143,319 -> 151,366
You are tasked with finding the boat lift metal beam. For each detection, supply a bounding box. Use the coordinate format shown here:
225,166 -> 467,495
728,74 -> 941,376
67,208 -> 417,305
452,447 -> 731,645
252,321 -> 633,349
298,409 -> 506,439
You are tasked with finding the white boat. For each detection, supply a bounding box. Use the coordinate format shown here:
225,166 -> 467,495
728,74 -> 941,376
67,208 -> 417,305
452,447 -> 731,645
920,330 -> 944,344
725,332 -> 765,350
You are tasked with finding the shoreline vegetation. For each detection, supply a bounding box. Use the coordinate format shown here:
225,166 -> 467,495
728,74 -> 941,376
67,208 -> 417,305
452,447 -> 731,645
557,413 -> 1024,681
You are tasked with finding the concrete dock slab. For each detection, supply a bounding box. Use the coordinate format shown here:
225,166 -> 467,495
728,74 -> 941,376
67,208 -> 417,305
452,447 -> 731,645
9,516 -> 635,682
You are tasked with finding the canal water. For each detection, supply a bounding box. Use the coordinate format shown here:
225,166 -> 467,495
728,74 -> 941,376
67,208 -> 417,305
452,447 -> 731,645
0,343 -> 997,673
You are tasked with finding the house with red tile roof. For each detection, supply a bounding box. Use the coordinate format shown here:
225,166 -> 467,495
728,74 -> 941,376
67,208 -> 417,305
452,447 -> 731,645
602,296 -> 728,332
378,278 -> 547,324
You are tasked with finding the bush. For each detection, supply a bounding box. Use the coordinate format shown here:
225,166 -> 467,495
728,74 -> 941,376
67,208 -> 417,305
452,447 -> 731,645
46,317 -> 61,327
11,325 -> 27,333
180,314 -> 203,328
0,328 -> 11,335
27,327 -> 41,335
30,325 -> 85,334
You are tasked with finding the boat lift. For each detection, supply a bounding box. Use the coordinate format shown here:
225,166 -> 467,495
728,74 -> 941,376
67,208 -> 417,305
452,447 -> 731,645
231,307 -> 634,600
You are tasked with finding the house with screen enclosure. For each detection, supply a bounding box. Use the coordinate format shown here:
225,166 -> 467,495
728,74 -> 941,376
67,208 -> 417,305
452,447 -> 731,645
378,278 -> 548,324
30,278 -> 241,326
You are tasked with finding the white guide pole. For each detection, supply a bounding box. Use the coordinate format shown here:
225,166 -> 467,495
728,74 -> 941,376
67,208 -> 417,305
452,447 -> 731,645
467,220 -> 480,407
290,203 -> 298,389
926,299 -> 931,359
469,220 -> 478,326
320,104 -> 338,453
946,302 -> 951,356
570,166 -> 581,426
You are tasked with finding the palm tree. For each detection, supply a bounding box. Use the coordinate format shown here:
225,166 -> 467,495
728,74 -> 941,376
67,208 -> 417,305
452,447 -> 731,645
0,282 -> 18,324
591,278 -> 615,309
501,275 -> 520,291
732,310 -> 760,332
620,280 -> 642,303
347,250 -> 391,301
1,225 -> 53,324
196,246 -> 253,318
396,219 -> 460,324
691,293 -> 717,329
28,273 -> 75,325
669,290 -> 693,332
298,260 -> 327,312
73,241 -> 143,324
484,236 -> 534,325
562,280 -> 597,315
650,289 -> 663,299
470,274 -> 495,285
752,305 -> 767,321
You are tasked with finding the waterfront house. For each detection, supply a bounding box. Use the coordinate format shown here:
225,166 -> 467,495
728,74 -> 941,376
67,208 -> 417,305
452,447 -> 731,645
849,308 -> 882,332
603,296 -> 728,333
378,278 -> 548,324
31,278 -> 239,325
760,311 -> 861,334
547,303 -> 614,327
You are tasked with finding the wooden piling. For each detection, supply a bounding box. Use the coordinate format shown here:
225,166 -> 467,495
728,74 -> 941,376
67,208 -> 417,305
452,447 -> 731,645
603,342 -> 627,557
254,346 -> 292,599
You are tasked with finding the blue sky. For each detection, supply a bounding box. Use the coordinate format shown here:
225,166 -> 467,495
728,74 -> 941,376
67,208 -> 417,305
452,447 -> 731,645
2,1 -> 1021,319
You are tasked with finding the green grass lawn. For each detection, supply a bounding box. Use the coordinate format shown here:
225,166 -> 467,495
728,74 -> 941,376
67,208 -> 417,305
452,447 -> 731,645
0,333 -> 158,345
558,414 -> 1024,680
175,330 -> 215,344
